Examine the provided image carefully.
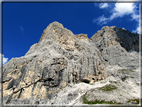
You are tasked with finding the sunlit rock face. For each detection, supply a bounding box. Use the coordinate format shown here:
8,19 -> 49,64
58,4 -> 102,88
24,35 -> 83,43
2,21 -> 139,105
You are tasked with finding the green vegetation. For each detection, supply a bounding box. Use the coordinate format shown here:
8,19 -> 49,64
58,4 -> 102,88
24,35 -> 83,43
98,84 -> 117,92
136,82 -> 142,86
109,81 -> 119,84
82,95 -> 141,105
90,84 -> 118,93
82,91 -> 141,105
121,69 -> 128,72
82,94 -> 117,104
82,84 -> 118,105
129,69 -> 135,72
121,69 -> 135,74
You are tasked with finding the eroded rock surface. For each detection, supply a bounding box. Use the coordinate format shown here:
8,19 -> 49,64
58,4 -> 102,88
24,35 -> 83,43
2,22 -> 106,104
2,21 -> 140,105
90,26 -> 139,69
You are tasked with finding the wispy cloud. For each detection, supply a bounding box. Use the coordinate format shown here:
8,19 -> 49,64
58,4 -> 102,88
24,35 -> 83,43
20,26 -> 24,36
95,3 -> 109,9
93,2 -> 140,33
100,3 -> 109,9
20,26 -> 24,32
132,23 -> 140,33
0,53 -> 8,66
93,15 -> 109,26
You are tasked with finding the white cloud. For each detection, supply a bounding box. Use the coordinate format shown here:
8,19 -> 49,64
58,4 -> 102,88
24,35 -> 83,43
99,3 -> 109,9
0,54 -> 8,66
93,3 -> 140,33
20,26 -> 24,32
20,26 -> 25,36
114,3 -> 135,15
132,24 -> 140,33
93,15 -> 109,25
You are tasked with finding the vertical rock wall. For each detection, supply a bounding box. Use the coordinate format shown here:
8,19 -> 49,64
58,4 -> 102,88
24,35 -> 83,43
2,22 -> 139,104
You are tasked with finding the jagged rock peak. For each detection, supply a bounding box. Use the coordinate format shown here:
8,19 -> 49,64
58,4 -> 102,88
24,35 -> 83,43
45,21 -> 64,30
2,21 -> 139,105
2,21 -> 108,104
39,21 -> 90,43
90,25 -> 139,52
46,21 -> 64,31
75,34 -> 89,41
36,21 -> 90,52
39,21 -> 64,42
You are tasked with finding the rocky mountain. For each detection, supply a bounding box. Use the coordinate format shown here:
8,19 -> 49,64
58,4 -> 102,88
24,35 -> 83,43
1,21 -> 140,106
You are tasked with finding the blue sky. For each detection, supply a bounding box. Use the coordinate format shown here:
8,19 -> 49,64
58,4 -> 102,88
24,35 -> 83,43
1,1 -> 141,65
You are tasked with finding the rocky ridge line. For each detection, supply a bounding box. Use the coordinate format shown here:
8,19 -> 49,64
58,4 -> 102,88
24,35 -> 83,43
1,21 -> 140,105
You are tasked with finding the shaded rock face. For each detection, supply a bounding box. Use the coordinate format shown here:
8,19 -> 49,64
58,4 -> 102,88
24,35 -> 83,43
2,22 -> 139,104
91,26 -> 139,52
90,26 -> 139,69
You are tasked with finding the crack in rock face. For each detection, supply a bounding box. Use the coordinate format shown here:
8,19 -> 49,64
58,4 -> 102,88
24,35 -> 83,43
1,21 -> 140,105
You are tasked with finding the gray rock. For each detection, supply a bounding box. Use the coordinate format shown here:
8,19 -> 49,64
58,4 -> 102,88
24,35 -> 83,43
1,22 -> 140,105
90,26 -> 139,69
2,22 -> 107,104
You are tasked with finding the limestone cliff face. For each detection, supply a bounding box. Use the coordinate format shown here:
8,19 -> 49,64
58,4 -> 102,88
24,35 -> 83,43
2,21 -> 139,104
90,26 -> 139,69
2,22 -> 106,104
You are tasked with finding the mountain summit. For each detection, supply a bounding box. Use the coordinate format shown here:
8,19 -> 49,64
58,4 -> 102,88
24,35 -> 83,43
2,22 -> 140,105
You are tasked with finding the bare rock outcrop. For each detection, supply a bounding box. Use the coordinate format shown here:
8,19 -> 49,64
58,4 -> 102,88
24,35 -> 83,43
75,34 -> 89,41
2,22 -> 107,104
1,21 -> 140,105
90,26 -> 139,69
